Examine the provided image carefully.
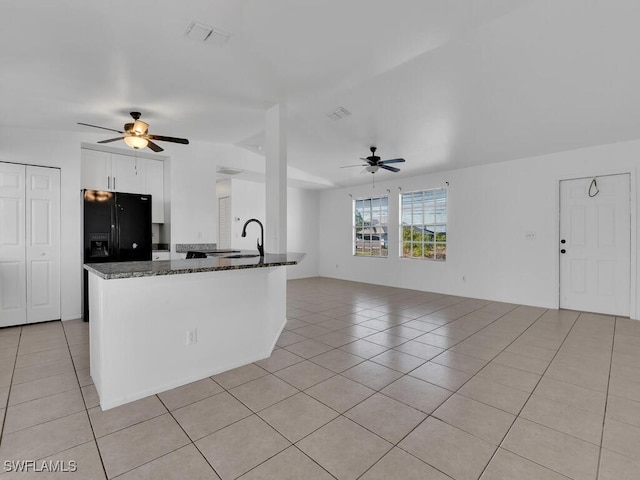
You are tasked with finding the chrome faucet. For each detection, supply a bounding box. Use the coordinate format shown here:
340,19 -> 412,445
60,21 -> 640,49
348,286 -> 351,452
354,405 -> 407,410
241,218 -> 264,257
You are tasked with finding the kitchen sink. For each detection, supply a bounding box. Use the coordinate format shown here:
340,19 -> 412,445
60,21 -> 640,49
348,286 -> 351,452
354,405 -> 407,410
224,254 -> 260,259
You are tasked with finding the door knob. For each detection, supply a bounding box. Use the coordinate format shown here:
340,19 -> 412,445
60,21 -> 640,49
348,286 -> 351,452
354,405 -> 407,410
560,249 -> 566,254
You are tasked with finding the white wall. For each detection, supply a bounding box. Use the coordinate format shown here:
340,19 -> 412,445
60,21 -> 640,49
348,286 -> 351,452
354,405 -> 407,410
287,186 -> 320,279
318,139 -> 640,319
168,143 -> 273,251
228,179 -> 266,251
223,178 -> 319,279
169,143 -> 219,247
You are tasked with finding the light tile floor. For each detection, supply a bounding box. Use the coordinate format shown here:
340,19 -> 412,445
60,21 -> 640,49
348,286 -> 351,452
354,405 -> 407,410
0,277 -> 639,479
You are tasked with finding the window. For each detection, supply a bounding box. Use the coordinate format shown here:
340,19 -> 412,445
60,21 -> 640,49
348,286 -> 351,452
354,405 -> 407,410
400,188 -> 447,260
354,195 -> 388,257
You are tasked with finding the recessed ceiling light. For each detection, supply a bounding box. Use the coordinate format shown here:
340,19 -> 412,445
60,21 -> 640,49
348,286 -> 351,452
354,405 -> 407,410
326,107 -> 352,120
185,21 -> 231,46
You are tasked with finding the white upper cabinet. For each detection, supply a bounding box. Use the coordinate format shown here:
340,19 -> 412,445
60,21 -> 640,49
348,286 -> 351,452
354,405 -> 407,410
144,159 -> 165,223
81,148 -> 166,223
111,154 -> 144,194
81,149 -> 145,194
81,149 -> 112,191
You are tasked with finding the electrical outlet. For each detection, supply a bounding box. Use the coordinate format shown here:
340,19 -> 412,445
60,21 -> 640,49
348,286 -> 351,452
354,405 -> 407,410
186,328 -> 197,346
462,275 -> 467,282
525,231 -> 537,240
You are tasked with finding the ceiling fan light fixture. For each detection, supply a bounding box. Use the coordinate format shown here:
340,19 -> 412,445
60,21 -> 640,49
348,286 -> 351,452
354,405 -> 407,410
78,111 -> 189,151
132,119 -> 149,135
124,135 -> 149,150
366,165 -> 380,173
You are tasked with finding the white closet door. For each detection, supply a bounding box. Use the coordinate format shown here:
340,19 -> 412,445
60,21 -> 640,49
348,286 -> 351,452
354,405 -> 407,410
0,162 -> 27,326
25,166 -> 61,323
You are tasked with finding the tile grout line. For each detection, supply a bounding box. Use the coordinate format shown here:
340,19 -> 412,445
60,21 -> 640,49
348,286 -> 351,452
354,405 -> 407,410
378,307 -> 546,418
5,285 -> 627,479
595,316 -> 618,480
0,326 -> 23,449
380,308 -> 556,476
285,297 -> 517,380
60,321 -> 110,480
295,304 -> 543,480
476,311 -> 588,480
193,376 -> 342,480
1,323 -> 99,475
288,285 -> 611,478
154,394 -> 225,480
335,305 -> 559,479
236,444 -> 341,480
209,350 -> 404,478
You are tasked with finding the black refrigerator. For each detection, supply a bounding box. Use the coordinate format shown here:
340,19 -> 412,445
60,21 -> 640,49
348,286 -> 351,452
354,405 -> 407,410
83,189 -> 152,320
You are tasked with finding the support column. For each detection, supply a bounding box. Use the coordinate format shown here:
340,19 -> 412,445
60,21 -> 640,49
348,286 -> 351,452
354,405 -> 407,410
265,104 -> 287,254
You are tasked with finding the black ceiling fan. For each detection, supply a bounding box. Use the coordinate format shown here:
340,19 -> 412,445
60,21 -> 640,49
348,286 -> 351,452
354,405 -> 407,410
341,146 -> 405,174
78,112 -> 189,153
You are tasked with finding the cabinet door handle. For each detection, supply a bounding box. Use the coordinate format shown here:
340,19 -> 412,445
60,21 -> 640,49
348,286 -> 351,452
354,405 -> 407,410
114,177 -> 116,190
107,176 -> 110,189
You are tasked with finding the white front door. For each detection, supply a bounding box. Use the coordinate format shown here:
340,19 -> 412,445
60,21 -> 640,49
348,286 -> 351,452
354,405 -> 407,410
26,166 -> 61,323
559,174 -> 631,316
0,163 -> 27,326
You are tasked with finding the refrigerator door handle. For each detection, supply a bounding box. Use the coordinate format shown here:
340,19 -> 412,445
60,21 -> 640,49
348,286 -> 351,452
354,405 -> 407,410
112,203 -> 119,260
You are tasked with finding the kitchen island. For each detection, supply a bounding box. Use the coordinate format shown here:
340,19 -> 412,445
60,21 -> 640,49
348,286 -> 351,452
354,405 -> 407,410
85,252 -> 304,410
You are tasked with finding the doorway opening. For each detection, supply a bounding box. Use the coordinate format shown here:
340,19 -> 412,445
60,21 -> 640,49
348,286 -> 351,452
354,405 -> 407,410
218,196 -> 231,249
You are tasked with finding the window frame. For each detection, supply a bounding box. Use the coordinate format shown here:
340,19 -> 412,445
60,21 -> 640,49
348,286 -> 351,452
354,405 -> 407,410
353,194 -> 389,258
399,187 -> 447,261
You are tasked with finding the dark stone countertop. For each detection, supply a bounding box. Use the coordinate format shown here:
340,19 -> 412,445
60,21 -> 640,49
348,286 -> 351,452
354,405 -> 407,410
84,252 -> 305,280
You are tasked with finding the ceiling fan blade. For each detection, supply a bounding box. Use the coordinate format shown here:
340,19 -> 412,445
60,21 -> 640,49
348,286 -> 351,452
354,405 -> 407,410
146,134 -> 189,145
381,165 -> 400,173
340,164 -> 367,168
379,158 -> 405,165
78,122 -> 124,134
97,137 -> 125,144
146,141 -> 164,153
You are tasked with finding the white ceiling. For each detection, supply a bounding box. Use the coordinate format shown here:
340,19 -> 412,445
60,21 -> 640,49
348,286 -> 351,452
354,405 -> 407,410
2,0 -> 640,187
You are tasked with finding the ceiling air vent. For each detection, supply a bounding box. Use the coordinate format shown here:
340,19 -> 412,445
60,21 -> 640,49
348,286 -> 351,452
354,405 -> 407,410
326,107 -> 352,120
185,21 -> 232,46
217,167 -> 244,176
